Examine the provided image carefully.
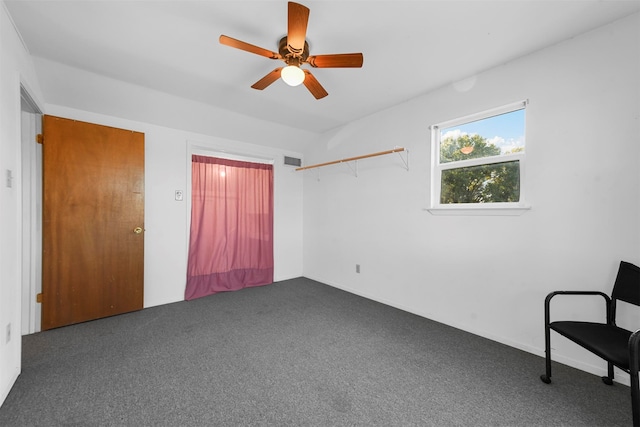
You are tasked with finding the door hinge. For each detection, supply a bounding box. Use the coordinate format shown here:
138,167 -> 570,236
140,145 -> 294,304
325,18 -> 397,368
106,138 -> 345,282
36,293 -> 43,303
36,134 -> 43,144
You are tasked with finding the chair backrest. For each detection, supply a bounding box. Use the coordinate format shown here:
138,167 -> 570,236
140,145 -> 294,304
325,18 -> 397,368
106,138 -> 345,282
611,261 -> 640,307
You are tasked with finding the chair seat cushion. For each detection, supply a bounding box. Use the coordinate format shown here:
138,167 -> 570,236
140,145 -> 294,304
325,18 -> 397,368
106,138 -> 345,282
550,321 -> 632,370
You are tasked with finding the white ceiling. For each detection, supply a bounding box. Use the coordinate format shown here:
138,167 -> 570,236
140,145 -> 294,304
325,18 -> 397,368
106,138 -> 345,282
5,0 -> 640,134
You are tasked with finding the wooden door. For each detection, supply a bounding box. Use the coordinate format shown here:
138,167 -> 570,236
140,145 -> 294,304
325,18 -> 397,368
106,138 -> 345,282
42,115 -> 144,330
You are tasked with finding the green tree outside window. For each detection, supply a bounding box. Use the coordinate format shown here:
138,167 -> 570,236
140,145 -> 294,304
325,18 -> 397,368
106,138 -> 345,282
439,134 -> 521,204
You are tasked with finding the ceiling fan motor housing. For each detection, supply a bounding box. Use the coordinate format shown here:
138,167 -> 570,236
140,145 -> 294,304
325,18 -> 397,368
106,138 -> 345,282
279,36 -> 309,66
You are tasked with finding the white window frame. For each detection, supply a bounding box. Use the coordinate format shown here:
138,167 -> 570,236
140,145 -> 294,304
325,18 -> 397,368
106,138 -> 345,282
429,100 -> 530,216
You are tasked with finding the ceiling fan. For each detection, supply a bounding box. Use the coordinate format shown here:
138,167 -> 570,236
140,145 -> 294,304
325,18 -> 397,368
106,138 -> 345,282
219,1 -> 364,100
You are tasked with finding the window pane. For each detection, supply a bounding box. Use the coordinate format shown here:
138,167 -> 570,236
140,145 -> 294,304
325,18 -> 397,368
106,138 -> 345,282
439,109 -> 525,164
440,161 -> 520,204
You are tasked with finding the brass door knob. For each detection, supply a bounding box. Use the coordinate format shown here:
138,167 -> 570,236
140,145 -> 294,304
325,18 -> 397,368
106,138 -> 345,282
133,227 -> 143,234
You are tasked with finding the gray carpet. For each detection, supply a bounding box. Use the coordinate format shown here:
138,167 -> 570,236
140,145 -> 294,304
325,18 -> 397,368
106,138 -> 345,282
0,277 -> 633,426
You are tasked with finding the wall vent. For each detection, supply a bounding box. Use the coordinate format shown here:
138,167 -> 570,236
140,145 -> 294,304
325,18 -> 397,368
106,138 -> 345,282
284,156 -> 302,167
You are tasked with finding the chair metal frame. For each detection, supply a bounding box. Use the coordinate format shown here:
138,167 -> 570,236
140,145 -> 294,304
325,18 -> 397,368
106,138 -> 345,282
540,261 -> 640,426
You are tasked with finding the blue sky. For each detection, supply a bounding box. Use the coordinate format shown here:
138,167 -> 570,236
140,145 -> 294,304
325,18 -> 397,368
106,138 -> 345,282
441,108 -> 525,154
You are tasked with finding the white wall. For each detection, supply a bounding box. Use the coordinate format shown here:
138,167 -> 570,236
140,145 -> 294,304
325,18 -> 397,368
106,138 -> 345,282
31,57 -> 318,154
44,104 -> 306,310
27,42 -> 315,311
302,13 -> 640,382
0,2 -> 45,407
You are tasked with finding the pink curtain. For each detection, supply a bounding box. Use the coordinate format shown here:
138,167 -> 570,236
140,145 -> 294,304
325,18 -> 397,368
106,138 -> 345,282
185,155 -> 274,300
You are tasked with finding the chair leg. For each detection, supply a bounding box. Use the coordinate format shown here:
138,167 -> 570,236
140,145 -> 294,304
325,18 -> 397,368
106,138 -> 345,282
629,330 -> 639,427
540,321 -> 552,384
601,362 -> 614,385
632,370 -> 639,427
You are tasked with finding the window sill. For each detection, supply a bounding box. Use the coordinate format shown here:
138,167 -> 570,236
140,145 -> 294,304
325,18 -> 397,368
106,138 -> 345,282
425,205 -> 531,216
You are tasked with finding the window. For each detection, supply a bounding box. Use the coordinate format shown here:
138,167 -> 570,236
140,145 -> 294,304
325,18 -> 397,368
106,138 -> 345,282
430,100 -> 528,214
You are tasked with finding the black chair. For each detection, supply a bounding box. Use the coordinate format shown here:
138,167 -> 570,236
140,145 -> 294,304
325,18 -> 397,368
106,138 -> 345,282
540,260 -> 640,426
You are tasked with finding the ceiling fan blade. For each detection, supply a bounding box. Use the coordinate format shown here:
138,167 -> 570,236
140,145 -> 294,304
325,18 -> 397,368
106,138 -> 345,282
219,35 -> 281,60
287,2 -> 310,54
306,53 -> 364,68
302,70 -> 328,99
251,68 -> 283,90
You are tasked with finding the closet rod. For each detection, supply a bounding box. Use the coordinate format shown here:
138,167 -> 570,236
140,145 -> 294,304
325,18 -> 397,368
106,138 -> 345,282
295,147 -> 406,171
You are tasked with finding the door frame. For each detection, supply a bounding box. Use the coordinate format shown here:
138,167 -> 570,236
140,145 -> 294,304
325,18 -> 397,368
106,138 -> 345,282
20,85 -> 43,335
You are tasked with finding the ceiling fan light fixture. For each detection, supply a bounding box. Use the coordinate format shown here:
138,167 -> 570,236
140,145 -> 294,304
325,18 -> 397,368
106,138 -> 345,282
281,65 -> 305,86
460,146 -> 474,154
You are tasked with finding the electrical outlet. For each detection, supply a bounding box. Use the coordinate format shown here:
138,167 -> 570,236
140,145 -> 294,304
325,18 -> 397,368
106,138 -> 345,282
6,169 -> 13,188
356,264 -> 360,274
6,323 -> 10,343
175,190 -> 183,201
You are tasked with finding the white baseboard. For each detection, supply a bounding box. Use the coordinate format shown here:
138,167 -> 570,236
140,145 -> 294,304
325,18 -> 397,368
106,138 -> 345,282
0,366 -> 20,408
304,274 -> 631,387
